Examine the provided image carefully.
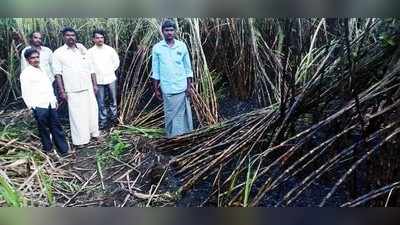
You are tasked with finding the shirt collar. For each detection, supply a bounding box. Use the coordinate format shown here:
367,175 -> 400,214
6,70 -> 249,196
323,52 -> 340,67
161,39 -> 178,48
29,45 -> 43,51
94,44 -> 106,49
64,43 -> 78,50
27,64 -> 42,71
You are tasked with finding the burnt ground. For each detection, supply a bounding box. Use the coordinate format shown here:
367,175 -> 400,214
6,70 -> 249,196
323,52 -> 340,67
0,95 -> 375,207
53,132 -> 181,207
216,94 -> 261,120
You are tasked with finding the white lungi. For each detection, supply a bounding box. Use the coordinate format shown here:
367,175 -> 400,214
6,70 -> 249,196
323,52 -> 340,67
68,89 -> 99,145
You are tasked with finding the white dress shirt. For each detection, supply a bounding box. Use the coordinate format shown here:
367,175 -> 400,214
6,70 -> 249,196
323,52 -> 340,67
20,65 -> 57,109
88,44 -> 120,85
52,43 -> 94,93
21,46 -> 54,83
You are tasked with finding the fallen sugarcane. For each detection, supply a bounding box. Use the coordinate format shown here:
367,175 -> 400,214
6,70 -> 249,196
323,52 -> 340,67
153,31 -> 400,206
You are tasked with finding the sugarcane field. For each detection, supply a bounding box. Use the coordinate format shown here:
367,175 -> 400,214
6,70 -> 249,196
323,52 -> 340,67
1,18 -> 400,207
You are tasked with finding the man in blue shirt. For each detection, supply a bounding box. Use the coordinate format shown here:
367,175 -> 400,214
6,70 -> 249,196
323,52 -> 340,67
151,19 -> 194,138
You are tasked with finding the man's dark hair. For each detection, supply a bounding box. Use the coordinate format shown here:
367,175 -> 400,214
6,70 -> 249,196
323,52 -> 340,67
161,19 -> 176,31
24,48 -> 39,60
61,27 -> 77,36
29,31 -> 41,39
92,29 -> 106,38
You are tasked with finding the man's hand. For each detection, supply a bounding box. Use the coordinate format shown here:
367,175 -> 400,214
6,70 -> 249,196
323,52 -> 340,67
185,86 -> 193,97
93,84 -> 99,95
155,88 -> 162,101
91,73 -> 98,95
185,87 -> 192,97
186,78 -> 193,97
60,91 -> 68,102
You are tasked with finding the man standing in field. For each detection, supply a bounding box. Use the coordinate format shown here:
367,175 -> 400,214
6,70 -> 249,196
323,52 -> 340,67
52,27 -> 99,148
20,48 -> 69,156
21,32 -> 53,81
88,29 -> 120,130
20,32 -> 69,122
151,19 -> 194,138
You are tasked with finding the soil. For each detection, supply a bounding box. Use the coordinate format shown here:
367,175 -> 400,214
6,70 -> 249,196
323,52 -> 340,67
57,135 -> 182,207
218,94 -> 261,120
0,95 -> 384,207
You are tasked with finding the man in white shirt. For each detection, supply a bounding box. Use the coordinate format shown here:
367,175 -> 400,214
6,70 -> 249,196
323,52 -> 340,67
88,30 -> 120,130
21,32 -> 54,82
52,27 -> 99,148
20,48 -> 69,156
20,32 -> 69,123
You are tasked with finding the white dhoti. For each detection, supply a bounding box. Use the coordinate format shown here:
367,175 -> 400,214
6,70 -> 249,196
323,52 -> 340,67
68,89 -> 99,145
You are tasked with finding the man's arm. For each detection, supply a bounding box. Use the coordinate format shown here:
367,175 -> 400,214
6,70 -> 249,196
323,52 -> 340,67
91,73 -> 98,94
20,74 -> 33,109
52,53 -> 67,102
20,48 -> 28,73
47,49 -> 55,80
183,44 -> 194,96
151,46 -> 162,100
186,77 -> 193,96
55,74 -> 67,102
87,49 -> 98,94
152,78 -> 162,100
112,48 -> 120,71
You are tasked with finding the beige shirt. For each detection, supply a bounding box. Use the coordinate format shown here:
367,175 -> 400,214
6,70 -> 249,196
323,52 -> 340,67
20,65 -> 57,109
88,44 -> 120,85
21,46 -> 54,83
52,43 -> 94,93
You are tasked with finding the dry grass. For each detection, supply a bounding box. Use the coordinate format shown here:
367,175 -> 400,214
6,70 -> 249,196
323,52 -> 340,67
0,110 -> 176,207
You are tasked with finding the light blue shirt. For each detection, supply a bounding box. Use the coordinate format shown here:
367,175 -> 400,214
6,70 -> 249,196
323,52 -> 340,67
151,39 -> 193,94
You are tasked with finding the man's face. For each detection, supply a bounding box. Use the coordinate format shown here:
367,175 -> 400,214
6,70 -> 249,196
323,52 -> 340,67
93,33 -> 104,46
162,27 -> 175,41
30,32 -> 42,47
64,31 -> 77,46
28,52 -> 40,68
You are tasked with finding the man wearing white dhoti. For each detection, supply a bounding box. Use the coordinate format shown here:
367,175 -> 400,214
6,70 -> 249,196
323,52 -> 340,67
52,27 -> 99,147
151,19 -> 194,138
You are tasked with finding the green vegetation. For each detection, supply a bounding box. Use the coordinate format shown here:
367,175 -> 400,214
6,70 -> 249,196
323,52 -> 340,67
0,174 -> 26,207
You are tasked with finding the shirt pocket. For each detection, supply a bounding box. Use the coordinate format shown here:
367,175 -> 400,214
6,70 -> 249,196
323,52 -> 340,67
81,54 -> 88,62
80,55 -> 92,73
30,78 -> 41,87
175,50 -> 184,65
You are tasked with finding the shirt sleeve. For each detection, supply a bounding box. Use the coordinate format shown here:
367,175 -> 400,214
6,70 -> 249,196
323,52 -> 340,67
47,49 -> 55,78
151,46 -> 160,80
87,49 -> 96,75
182,44 -> 193,78
88,57 -> 95,75
111,48 -> 120,72
20,48 -> 28,73
52,52 -> 63,76
20,73 -> 33,109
